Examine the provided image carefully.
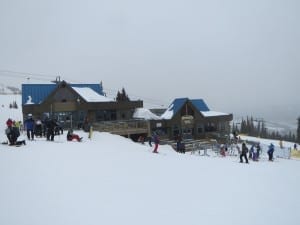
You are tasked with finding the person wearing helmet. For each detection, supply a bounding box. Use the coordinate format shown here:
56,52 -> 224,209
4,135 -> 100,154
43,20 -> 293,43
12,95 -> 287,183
24,114 -> 35,140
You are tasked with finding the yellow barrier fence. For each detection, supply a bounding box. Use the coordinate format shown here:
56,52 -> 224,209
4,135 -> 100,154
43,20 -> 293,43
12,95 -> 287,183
291,150 -> 300,158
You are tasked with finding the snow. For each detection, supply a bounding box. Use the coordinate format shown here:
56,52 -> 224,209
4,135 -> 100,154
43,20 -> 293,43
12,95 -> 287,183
72,87 -> 112,102
1,94 -> 300,225
133,108 -> 161,120
201,111 -> 230,117
160,103 -> 174,119
25,95 -> 35,104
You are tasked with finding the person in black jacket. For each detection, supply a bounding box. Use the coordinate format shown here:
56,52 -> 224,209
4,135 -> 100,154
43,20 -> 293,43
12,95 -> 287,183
45,117 -> 57,141
240,142 -> 249,163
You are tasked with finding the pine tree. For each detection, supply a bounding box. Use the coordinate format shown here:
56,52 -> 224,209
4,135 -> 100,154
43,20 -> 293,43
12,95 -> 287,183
261,120 -> 267,138
297,117 -> 300,143
257,121 -> 261,137
116,88 -> 130,102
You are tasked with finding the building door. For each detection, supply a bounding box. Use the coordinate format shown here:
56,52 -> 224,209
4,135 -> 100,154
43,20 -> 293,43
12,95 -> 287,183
181,115 -> 194,139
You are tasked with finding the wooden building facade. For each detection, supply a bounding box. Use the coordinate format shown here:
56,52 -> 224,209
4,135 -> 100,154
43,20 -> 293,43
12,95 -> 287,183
148,98 -> 233,142
22,81 -> 143,131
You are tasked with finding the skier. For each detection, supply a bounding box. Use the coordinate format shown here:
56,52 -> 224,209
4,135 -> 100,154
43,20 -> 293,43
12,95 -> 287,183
267,143 -> 275,161
176,134 -> 185,153
148,135 -> 152,147
294,143 -> 297,150
249,145 -> 255,160
24,114 -> 35,140
152,133 -> 160,153
34,119 -> 43,137
256,143 -> 261,159
45,117 -> 57,141
240,142 -> 249,163
220,144 -> 226,157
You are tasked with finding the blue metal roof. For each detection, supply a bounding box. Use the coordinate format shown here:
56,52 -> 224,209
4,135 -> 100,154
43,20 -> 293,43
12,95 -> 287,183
22,82 -> 104,105
170,98 -> 189,116
163,98 -> 210,119
190,99 -> 210,112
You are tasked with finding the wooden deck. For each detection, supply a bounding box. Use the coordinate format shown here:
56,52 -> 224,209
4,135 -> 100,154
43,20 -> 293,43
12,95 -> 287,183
92,120 -> 149,136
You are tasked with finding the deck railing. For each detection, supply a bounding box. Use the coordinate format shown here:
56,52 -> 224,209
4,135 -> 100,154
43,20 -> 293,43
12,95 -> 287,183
92,120 -> 149,135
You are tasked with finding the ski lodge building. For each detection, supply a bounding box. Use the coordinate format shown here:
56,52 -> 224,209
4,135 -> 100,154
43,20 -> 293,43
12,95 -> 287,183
21,80 -> 145,133
146,98 -> 233,142
21,80 -> 232,142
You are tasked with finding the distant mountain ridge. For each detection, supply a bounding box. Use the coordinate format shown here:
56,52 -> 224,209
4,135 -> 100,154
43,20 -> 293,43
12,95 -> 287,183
0,84 -> 21,94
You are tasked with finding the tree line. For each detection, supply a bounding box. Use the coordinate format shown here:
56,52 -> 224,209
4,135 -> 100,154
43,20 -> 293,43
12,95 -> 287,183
232,116 -> 300,144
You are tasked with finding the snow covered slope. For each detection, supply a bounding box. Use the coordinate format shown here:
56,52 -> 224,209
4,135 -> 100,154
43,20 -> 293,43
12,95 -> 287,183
1,95 -> 300,225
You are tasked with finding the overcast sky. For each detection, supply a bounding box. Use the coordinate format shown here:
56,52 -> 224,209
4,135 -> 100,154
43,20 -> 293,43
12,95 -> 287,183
0,0 -> 299,122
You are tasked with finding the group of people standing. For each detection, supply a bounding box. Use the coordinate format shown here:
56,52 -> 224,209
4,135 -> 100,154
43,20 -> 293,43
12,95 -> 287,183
239,142 -> 275,163
23,114 -> 59,141
4,113 -> 83,145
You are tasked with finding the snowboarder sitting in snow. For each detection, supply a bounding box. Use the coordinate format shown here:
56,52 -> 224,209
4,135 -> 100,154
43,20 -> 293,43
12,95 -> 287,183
5,118 -> 25,146
67,129 -> 82,142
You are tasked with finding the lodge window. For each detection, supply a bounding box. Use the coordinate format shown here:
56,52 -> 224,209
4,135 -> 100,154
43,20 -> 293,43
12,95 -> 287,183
219,122 -> 226,131
197,123 -> 204,133
172,125 -> 180,137
96,110 -> 117,121
205,122 -> 217,132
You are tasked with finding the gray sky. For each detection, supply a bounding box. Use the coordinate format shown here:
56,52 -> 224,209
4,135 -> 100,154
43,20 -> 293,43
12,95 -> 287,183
0,0 -> 299,123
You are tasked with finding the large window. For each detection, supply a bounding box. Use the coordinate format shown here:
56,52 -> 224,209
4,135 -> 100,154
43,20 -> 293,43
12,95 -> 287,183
96,110 -> 117,121
205,122 -> 217,132
172,125 -> 180,137
197,123 -> 204,134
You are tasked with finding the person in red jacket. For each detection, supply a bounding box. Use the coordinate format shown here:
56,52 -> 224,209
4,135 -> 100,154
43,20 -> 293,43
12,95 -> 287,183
67,129 -> 82,142
152,133 -> 160,153
6,118 -> 13,127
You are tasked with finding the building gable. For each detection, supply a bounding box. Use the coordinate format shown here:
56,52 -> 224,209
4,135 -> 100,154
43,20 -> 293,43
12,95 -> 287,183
21,81 -> 104,105
161,98 -> 188,119
161,98 -> 211,120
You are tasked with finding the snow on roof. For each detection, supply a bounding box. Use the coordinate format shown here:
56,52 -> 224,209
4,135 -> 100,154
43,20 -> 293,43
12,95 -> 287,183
160,104 -> 174,119
25,95 -> 35,105
201,111 -> 230,117
72,87 -> 112,102
133,108 -> 161,120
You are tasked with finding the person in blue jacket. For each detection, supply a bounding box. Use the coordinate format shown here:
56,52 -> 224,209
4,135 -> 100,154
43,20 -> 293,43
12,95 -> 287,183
267,143 -> 275,161
24,114 -> 35,140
